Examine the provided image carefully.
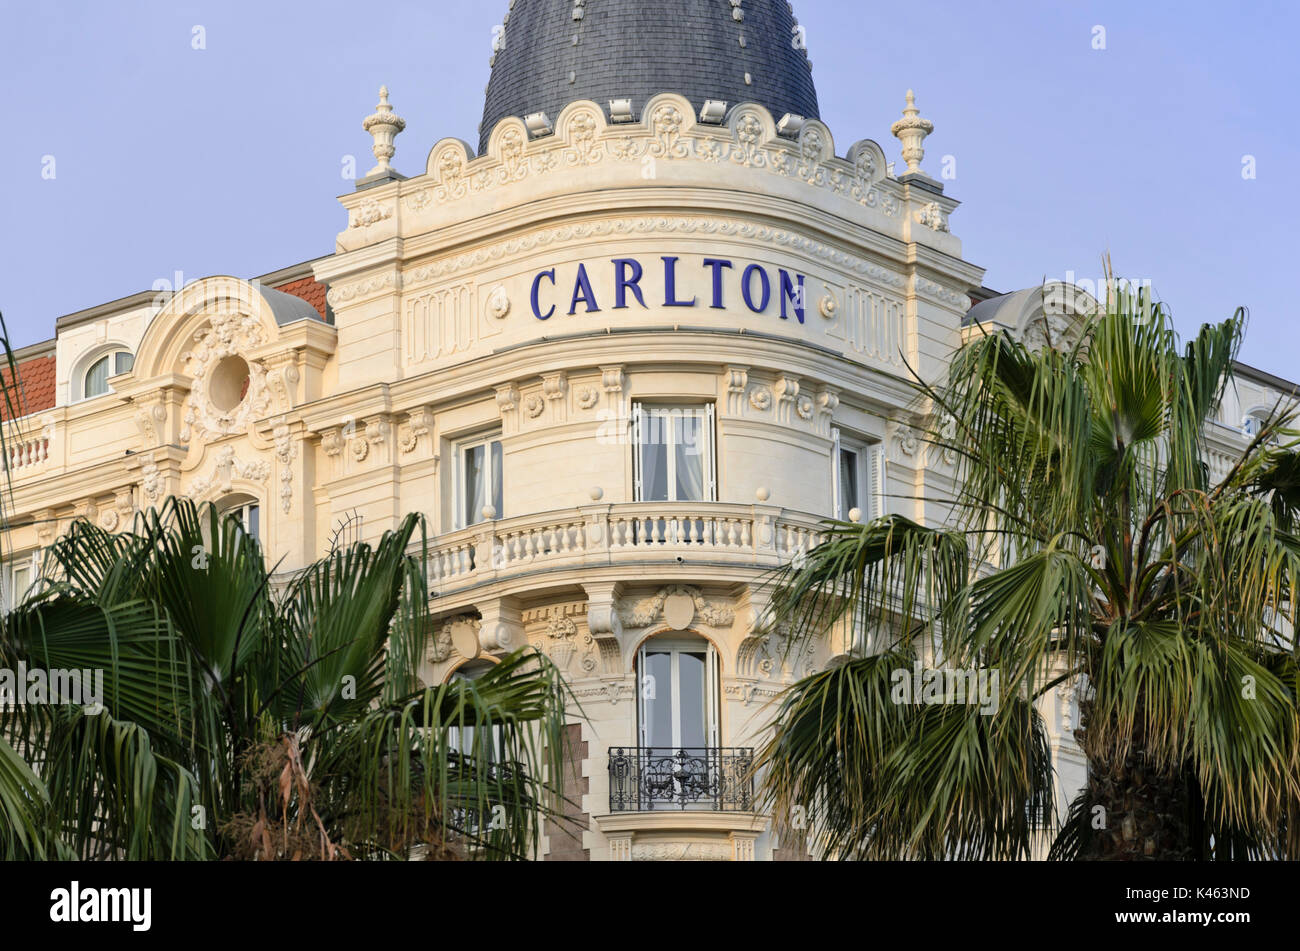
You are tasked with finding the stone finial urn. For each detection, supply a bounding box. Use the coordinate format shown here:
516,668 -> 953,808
361,85 -> 406,178
890,89 -> 933,176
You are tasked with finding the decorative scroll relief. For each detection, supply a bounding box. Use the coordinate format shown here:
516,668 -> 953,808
404,281 -> 475,364
618,585 -> 735,630
272,421 -> 296,514
823,284 -> 907,367
179,311 -> 272,444
403,96 -> 901,223
737,623 -> 819,681
187,446 -> 271,498
530,610 -> 598,675
325,271 -> 401,307
632,842 -> 733,862
914,277 -> 968,310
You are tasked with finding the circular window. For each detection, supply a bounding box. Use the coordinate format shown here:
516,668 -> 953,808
209,356 -> 251,411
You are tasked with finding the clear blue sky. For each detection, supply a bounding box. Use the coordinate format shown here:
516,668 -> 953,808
1,1 -> 1296,376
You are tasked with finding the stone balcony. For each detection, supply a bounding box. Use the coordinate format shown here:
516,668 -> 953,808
423,501 -> 828,600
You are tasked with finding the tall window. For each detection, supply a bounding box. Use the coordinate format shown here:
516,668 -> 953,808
448,659 -> 502,762
832,429 -> 883,520
1,553 -> 39,614
637,636 -> 720,750
83,350 -> 134,399
632,404 -> 716,502
458,434 -> 503,527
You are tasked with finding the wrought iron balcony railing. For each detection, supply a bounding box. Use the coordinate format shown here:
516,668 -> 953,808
608,747 -> 755,812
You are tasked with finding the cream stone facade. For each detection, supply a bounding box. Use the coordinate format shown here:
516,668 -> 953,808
3,0 -> 1292,860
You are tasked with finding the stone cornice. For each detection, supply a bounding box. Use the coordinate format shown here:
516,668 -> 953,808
294,328 -> 916,437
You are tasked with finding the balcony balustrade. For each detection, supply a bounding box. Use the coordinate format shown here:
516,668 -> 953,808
424,502 -> 826,592
607,747 -> 755,812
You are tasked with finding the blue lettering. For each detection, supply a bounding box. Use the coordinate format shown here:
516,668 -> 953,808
779,270 -> 806,323
662,256 -> 696,307
531,269 -> 556,320
568,263 -> 601,314
741,264 -> 771,313
702,258 -> 733,309
612,258 -> 647,309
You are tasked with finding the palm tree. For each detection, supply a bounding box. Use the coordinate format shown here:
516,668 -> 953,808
0,496 -> 573,860
758,283 -> 1300,860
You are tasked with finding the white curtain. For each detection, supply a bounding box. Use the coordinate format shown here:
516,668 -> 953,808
464,445 -> 486,524
673,413 -> 705,501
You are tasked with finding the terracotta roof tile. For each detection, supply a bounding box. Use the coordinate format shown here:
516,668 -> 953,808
0,354 -> 56,421
274,276 -> 330,322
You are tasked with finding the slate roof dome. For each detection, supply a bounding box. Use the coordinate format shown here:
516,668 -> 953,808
479,0 -> 819,153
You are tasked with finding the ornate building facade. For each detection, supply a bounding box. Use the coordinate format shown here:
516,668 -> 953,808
2,0 -> 1289,860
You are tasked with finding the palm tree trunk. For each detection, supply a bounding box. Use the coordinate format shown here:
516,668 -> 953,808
1077,698 -> 1194,860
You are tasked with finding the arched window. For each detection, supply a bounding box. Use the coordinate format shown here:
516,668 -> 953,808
82,349 -> 134,399
217,494 -> 260,540
448,659 -> 502,764
635,634 -> 720,751
1243,409 -> 1272,439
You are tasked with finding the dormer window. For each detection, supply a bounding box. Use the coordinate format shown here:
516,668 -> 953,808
83,350 -> 134,399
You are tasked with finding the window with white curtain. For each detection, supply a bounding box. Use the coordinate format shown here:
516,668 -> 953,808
632,404 -> 716,502
457,433 -> 503,527
1,553 -> 39,614
832,429 -> 884,521
82,350 -> 134,400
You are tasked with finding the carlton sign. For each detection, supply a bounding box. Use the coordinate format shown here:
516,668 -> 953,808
530,256 -> 808,323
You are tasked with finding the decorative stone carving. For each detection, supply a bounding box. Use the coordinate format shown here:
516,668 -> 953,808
273,420 -> 297,514
889,418 -> 920,458
536,611 -> 597,674
915,201 -> 949,232
738,623 -> 819,681
618,585 -> 734,630
1022,312 -> 1077,352
724,366 -> 748,395
632,841 -> 732,861
349,198 -> 394,229
542,372 -> 568,403
179,309 -> 270,445
135,404 -> 166,446
141,462 -> 162,504
321,429 -> 342,457
398,407 -> 434,453
188,446 -> 270,498
748,387 -> 772,411
326,271 -> 401,306
890,89 -> 933,175
431,614 -> 481,663
601,366 -> 625,395
398,96 -> 904,238
266,364 -> 300,411
576,386 -> 599,409
361,85 -> 406,178
524,394 -> 545,418
114,488 -> 134,526
487,285 -> 511,319
495,383 -> 521,415
364,417 -> 389,446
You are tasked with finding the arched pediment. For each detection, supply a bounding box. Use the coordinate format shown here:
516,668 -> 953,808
134,276 -> 316,445
966,281 -> 1100,352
